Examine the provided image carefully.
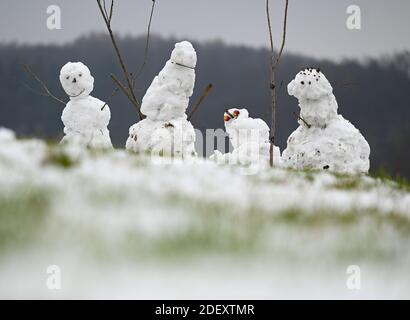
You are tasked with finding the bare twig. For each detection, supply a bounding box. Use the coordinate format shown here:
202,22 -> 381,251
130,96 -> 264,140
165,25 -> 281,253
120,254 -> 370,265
266,0 -> 290,166
293,111 -> 311,128
266,0 -> 275,65
100,87 -> 119,110
109,0 -> 114,22
110,74 -> 135,104
132,0 -> 156,85
102,0 -> 110,21
187,83 -> 213,121
21,81 -> 49,97
102,0 -> 115,23
102,0 -> 156,111
96,0 -> 143,119
22,64 -> 66,106
274,0 -> 289,66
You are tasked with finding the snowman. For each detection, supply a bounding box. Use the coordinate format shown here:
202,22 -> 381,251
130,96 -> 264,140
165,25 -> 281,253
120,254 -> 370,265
211,108 -> 281,167
282,68 -> 370,174
126,41 -> 197,158
59,62 -> 112,149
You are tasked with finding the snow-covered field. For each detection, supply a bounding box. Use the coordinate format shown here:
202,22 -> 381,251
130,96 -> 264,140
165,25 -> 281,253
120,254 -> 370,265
1,128 -> 410,299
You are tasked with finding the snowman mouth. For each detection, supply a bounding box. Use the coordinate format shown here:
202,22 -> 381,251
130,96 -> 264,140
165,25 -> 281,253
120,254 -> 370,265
68,88 -> 86,98
172,61 -> 195,70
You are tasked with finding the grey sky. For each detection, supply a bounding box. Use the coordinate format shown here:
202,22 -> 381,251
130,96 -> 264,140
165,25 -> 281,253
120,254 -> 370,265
0,0 -> 409,61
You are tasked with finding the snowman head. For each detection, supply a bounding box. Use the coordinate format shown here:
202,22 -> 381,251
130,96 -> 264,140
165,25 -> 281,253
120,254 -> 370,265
288,68 -> 333,101
170,41 -> 197,69
60,62 -> 94,99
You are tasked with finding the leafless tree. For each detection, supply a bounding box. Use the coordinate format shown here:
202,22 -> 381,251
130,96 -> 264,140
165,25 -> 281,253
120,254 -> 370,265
266,0 -> 289,166
96,0 -> 157,119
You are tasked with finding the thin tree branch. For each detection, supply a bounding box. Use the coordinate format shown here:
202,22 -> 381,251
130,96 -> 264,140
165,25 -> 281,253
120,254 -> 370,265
266,0 -> 289,69
110,74 -> 136,105
275,0 -> 289,66
109,0 -> 114,23
266,0 -> 275,68
187,83 -> 213,121
293,111 -> 311,128
96,0 -> 143,119
132,0 -> 156,85
102,0 -> 157,111
21,81 -> 49,97
100,86 -> 119,110
22,64 -> 66,106
102,0 -> 110,21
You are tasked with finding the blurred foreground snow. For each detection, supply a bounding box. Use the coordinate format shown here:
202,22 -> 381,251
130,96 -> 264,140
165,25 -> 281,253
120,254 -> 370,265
0,128 -> 409,299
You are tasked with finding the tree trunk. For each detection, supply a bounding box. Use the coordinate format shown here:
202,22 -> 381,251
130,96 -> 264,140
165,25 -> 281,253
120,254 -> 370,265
269,70 -> 277,166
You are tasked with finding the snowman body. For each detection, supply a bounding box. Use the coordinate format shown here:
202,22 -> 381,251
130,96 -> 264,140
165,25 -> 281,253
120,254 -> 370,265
61,96 -> 112,149
126,116 -> 196,157
126,41 -> 197,158
60,62 -> 112,149
282,68 -> 370,174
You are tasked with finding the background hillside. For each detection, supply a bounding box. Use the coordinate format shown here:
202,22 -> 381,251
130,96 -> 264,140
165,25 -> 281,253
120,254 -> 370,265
1,34 -> 409,177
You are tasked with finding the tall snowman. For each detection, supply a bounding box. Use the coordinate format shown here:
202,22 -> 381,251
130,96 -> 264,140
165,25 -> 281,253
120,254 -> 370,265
126,41 -> 197,158
59,62 -> 113,149
282,68 -> 370,174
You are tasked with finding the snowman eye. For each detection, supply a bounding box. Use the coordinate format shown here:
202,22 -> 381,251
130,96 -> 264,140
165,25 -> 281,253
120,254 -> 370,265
79,73 -> 82,77
66,76 -> 70,80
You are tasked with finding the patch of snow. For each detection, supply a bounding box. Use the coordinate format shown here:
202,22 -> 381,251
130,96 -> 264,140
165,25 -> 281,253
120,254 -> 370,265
1,129 -> 409,299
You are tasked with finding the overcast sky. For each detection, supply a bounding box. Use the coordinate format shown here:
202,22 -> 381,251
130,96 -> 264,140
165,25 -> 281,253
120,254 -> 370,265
1,0 -> 409,61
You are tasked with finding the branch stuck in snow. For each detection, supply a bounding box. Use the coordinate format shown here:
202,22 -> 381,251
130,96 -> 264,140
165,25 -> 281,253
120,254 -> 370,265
187,83 -> 213,121
293,111 -> 311,128
22,64 -> 66,106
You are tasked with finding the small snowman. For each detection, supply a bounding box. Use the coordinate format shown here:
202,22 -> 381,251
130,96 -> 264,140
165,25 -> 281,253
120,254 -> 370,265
282,68 -> 370,174
126,41 -> 197,158
211,108 -> 281,167
59,62 -> 112,149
